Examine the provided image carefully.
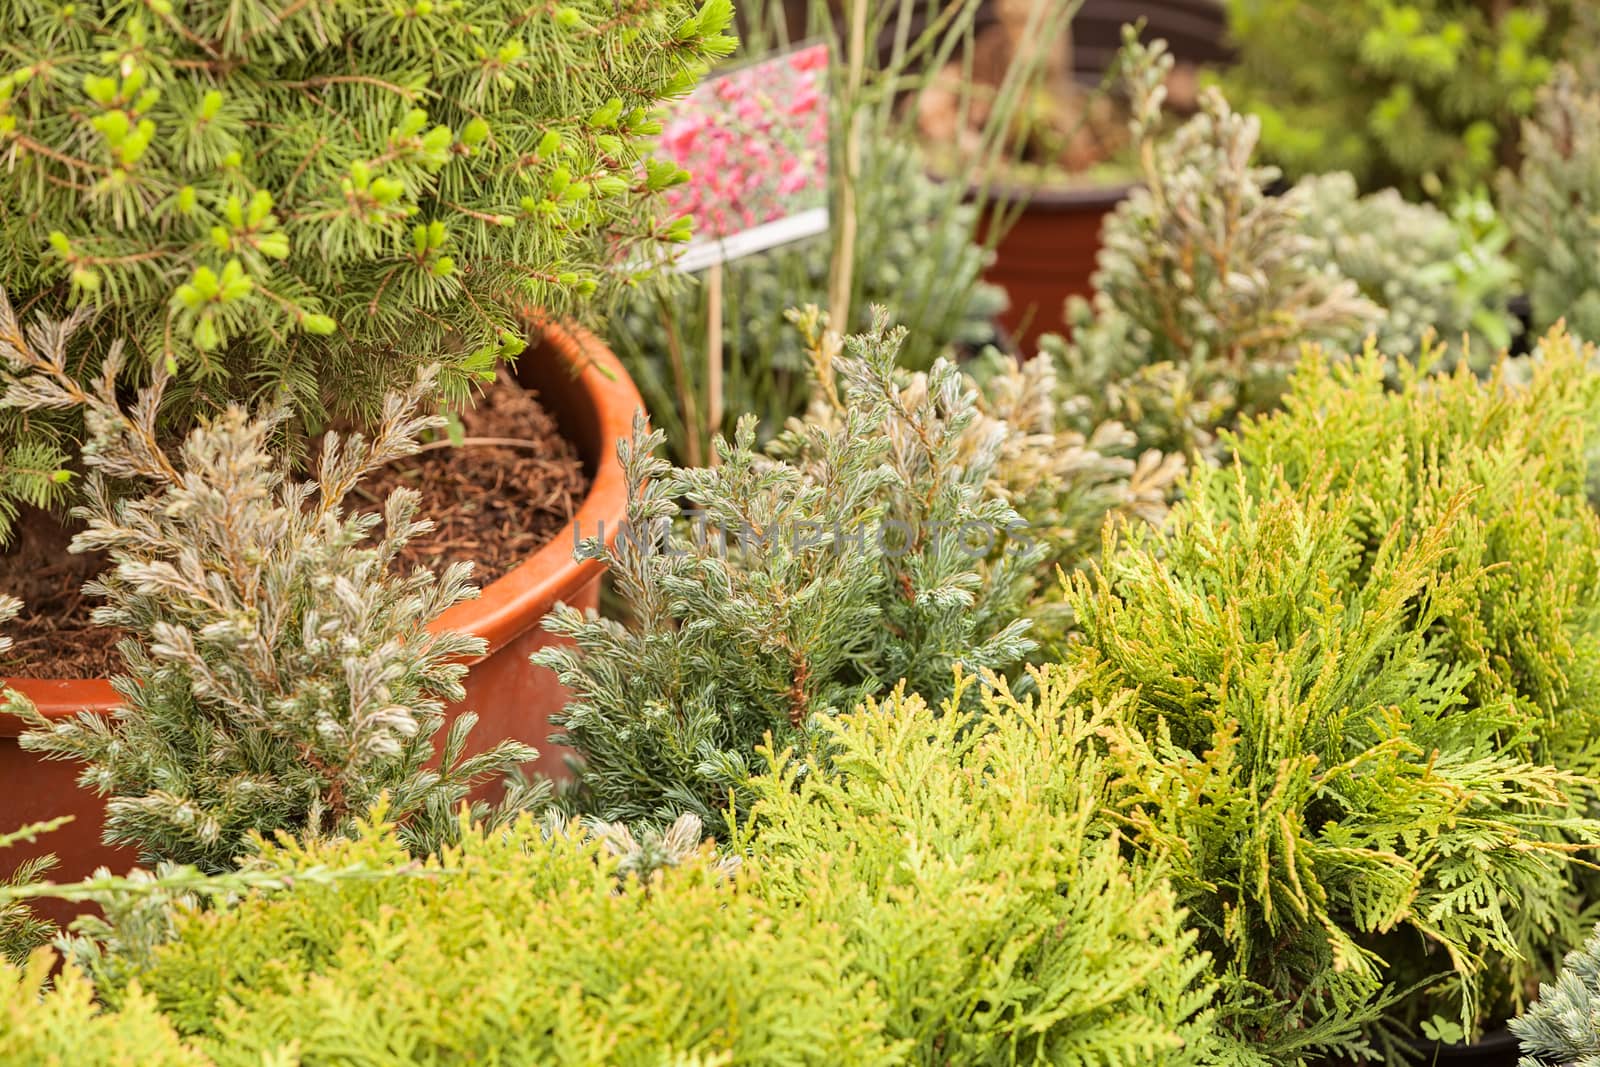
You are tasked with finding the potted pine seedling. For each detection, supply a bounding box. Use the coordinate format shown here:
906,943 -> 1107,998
0,0 -> 734,886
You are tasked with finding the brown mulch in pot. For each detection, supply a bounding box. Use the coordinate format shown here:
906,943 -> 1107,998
0,371 -> 589,680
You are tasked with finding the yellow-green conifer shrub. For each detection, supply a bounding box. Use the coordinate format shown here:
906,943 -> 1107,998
76,809 -> 898,1066
1222,329 -> 1600,782
0,953 -> 205,1067
742,673 -> 1218,1067
1061,452 -> 1600,1064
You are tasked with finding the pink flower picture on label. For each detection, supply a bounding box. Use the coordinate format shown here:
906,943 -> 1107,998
658,42 -> 831,271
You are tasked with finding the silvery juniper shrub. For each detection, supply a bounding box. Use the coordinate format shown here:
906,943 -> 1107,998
1049,32 -> 1381,460
1498,65 -> 1600,343
0,0 -> 735,535
537,312 -> 1041,833
1294,172 -> 1520,363
1,291 -> 537,871
1513,923 -> 1600,1066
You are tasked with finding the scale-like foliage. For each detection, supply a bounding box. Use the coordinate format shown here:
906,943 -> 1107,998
743,673 -> 1218,1066
1062,455 -> 1600,1064
0,951 -> 206,1066
0,0 -> 734,538
1224,331 -> 1600,779
1498,66 -> 1600,343
538,313 -> 1041,833
1217,332 -> 1600,1037
64,808 -> 899,1066
1050,33 -> 1381,459
0,292 -> 537,870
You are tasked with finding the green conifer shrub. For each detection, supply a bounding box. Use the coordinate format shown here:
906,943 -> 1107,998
0,951 -> 205,1066
0,680 -> 1223,1065
0,292 -> 536,870
1498,66 -> 1600,342
742,672 -> 1218,1066
537,314 -> 1041,832
1047,34 -> 1381,459
0,0 -> 735,537
1061,451 -> 1600,1062
1513,923 -> 1600,1066
1218,0 -> 1571,198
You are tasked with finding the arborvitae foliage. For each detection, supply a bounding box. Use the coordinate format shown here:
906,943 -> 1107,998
1220,334 -> 1600,1034
0,951 -> 207,1066
1048,33 -> 1380,459
1294,173 -> 1520,361
1218,0 -> 1570,198
1062,459 -> 1600,1064
0,0 -> 735,538
0,293 -> 537,871
1513,923 -> 1600,1066
54,807 -> 898,1065
612,140 -> 1007,466
537,314 -> 1041,832
0,684 -> 1219,1065
742,672 -> 1219,1066
1498,65 -> 1600,342
1224,332 -> 1600,783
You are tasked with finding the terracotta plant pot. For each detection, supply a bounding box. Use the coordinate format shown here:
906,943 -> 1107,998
0,319 -> 640,913
980,181 -> 1133,354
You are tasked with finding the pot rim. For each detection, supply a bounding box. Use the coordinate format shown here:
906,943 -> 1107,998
974,177 -> 1137,210
0,317 -> 640,730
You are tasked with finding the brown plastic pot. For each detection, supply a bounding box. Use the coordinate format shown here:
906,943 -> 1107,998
0,318 -> 640,916
979,180 -> 1134,354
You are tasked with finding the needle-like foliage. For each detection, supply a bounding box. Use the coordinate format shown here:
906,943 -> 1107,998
0,290 -> 538,870
1514,923 -> 1600,1067
0,0 -> 735,538
538,312 -> 1041,833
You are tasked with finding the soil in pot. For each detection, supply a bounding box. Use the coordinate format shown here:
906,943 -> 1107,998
358,369 -> 589,586
0,508 -> 122,678
0,371 -> 588,683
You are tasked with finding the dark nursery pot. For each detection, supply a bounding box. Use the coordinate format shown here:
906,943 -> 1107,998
0,318 -> 640,919
1405,1028 -> 1521,1067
